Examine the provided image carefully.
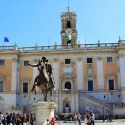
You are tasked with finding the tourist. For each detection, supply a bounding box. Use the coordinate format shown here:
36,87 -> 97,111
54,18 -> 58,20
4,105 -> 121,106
50,117 -> 55,125
84,114 -> 92,125
90,112 -> 95,125
77,114 -> 82,125
46,119 -> 50,125
74,114 -> 77,124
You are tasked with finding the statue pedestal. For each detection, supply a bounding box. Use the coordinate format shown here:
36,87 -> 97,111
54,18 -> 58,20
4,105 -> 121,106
33,101 -> 56,125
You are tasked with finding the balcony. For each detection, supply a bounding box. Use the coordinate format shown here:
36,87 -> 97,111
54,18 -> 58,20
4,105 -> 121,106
62,73 -> 73,79
62,64 -> 73,73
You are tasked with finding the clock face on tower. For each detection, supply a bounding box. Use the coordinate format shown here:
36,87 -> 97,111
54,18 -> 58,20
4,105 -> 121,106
65,28 -> 72,35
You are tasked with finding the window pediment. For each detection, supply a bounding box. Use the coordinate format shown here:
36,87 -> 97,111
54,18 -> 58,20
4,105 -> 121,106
0,75 -> 6,81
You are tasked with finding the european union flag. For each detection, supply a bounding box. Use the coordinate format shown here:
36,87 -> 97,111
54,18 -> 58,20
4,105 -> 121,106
4,37 -> 9,42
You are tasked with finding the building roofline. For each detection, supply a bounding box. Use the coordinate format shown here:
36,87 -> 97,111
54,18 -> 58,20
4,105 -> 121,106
0,41 -> 125,53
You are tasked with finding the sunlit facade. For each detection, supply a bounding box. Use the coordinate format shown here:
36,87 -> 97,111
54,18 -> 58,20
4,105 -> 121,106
0,10 -> 125,118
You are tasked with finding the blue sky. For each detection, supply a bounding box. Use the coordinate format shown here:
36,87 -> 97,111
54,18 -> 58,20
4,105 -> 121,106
0,0 -> 125,47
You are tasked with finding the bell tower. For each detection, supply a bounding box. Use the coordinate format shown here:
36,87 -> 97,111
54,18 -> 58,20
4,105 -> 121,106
61,10 -> 77,47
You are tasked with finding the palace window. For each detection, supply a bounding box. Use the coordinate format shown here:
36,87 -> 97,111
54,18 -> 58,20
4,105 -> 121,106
87,58 -> 93,64
88,80 -> 93,91
24,60 -> 29,66
108,79 -> 114,90
23,82 -> 28,93
107,57 -> 113,63
0,81 -> 4,92
0,59 -> 5,65
65,59 -> 71,64
65,82 -> 71,89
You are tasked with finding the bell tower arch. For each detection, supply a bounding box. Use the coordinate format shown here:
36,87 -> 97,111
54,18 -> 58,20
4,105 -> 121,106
61,11 -> 77,47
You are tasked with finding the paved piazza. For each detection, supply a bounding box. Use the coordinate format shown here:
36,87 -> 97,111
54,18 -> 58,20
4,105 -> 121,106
56,119 -> 125,125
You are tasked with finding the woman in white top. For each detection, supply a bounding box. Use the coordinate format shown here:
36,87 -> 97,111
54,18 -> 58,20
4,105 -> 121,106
84,114 -> 92,125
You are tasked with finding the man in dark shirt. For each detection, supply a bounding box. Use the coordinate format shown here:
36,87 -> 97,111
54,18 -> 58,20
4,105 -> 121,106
45,60 -> 55,86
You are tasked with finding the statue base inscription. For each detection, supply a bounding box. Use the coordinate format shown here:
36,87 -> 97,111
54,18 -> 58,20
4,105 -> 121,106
33,101 -> 56,125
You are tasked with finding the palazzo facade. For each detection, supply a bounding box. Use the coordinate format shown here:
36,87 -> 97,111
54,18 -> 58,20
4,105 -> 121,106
0,10 -> 125,118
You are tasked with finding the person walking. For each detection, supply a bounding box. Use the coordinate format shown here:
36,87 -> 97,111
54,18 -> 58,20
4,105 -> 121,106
84,114 -> 92,125
50,117 -> 55,125
90,112 -> 95,125
74,114 -> 77,125
77,114 -> 82,125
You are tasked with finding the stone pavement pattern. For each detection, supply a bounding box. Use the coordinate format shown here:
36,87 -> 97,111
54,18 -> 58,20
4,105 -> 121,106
56,119 -> 125,125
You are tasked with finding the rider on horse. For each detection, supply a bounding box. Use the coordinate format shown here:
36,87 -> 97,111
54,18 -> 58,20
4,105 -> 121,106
45,60 -> 55,85
28,57 -> 54,92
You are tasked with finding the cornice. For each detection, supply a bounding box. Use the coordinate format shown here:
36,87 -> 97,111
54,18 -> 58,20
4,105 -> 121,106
0,55 -> 19,60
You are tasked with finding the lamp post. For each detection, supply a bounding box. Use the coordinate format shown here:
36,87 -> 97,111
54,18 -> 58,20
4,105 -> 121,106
58,90 -> 59,114
103,106 -> 105,122
103,94 -> 105,122
54,88 -> 59,114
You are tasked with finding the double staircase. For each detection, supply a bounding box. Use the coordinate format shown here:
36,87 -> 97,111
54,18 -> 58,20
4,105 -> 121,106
0,103 -> 22,114
78,91 -> 113,118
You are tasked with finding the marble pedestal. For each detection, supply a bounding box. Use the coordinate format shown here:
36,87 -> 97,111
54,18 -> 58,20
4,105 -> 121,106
33,101 -> 56,125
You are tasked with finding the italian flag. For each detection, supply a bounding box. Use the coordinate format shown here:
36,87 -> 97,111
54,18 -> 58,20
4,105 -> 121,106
66,34 -> 71,44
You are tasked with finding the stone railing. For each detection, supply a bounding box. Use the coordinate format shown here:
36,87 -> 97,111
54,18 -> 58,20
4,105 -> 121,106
1,41 -> 125,52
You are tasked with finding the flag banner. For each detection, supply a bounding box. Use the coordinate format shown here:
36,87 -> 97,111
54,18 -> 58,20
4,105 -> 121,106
66,34 -> 71,44
4,37 -> 9,42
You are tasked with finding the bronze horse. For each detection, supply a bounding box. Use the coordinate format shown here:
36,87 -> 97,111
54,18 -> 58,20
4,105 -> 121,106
31,62 -> 54,101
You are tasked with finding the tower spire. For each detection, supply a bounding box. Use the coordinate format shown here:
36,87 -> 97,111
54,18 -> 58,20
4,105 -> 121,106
67,0 -> 70,12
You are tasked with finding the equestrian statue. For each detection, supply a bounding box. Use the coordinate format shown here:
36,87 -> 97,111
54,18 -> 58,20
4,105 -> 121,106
28,57 -> 54,101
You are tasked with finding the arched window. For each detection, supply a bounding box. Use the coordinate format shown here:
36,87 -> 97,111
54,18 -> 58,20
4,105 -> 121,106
65,82 -> 71,89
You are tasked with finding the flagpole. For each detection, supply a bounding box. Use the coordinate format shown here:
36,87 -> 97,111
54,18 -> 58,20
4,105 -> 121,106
3,37 -> 9,47
3,41 -> 4,47
85,34 -> 86,45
